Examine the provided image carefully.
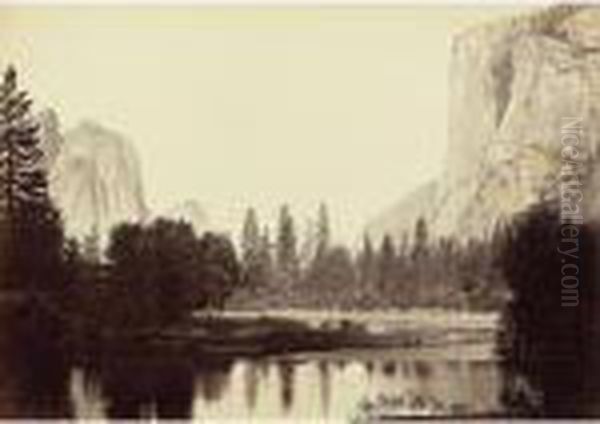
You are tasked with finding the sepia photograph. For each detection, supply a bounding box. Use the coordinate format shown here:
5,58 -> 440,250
0,2 -> 598,421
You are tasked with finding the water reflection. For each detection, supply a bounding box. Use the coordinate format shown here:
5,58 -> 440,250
80,354 -> 197,419
194,357 -> 233,405
0,305 -> 72,418
276,360 -> 296,414
68,349 -> 501,420
0,336 -> 503,420
318,360 -> 331,416
243,360 -> 259,412
382,361 -> 397,377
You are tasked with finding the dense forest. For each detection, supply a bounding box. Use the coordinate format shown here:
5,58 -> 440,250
228,204 -> 510,311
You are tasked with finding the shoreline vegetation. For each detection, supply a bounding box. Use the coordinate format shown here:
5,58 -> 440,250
122,309 -> 499,356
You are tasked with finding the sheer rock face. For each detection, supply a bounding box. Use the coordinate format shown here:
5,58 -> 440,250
369,7 -> 600,242
49,120 -> 147,240
39,115 -> 207,243
38,108 -> 63,171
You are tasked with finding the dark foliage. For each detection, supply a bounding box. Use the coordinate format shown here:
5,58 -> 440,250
0,65 -> 72,417
0,65 -> 66,291
230,206 -> 509,311
497,199 -> 599,416
68,219 -> 242,338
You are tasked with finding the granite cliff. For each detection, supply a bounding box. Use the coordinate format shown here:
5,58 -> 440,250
48,119 -> 148,240
369,6 -> 600,242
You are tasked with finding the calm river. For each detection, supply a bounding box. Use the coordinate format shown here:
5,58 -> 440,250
66,344 -> 501,421
0,310 -> 502,420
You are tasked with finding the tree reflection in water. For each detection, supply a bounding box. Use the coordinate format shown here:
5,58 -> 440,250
364,360 -> 375,379
413,360 -> 433,380
318,360 -> 331,416
91,353 -> 194,418
194,356 -> 233,405
78,350 -> 235,419
0,318 -> 504,421
277,360 -> 296,414
243,360 -> 260,412
382,361 -> 397,378
0,303 -> 72,418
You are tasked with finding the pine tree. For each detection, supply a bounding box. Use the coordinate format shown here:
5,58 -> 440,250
299,217 -> 316,270
241,208 -> 260,263
276,204 -> 298,284
412,216 -> 429,260
377,234 -> 395,294
256,226 -> 273,287
315,202 -> 330,261
0,65 -> 63,290
241,207 -> 264,289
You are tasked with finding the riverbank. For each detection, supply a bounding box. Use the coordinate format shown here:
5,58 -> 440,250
143,309 -> 500,358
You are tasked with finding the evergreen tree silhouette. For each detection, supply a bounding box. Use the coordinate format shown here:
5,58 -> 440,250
241,207 -> 262,289
315,202 -> 330,262
0,65 -> 63,291
276,204 -> 299,284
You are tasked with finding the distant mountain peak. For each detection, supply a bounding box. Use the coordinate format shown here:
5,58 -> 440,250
48,119 -> 148,241
38,108 -> 63,170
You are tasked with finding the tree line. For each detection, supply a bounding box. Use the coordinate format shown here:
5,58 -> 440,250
231,204 -> 510,311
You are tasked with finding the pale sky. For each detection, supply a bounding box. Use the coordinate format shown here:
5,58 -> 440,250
0,6 -> 532,245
